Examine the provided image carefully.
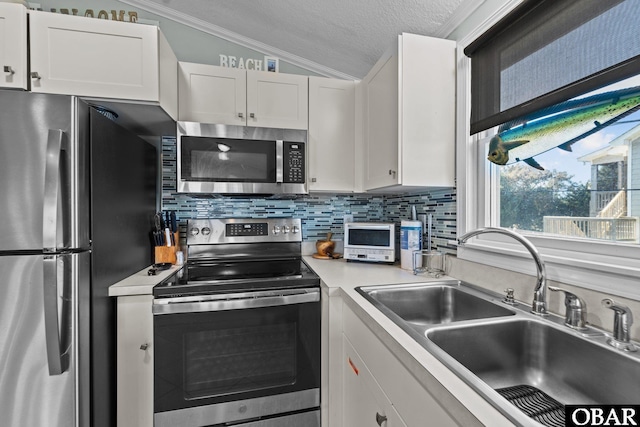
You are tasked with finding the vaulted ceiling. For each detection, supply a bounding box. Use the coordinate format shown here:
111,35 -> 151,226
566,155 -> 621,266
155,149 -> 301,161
120,0 -> 479,79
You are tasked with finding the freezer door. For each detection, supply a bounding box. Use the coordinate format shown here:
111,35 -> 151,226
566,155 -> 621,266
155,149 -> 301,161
0,252 -> 89,427
0,90 -> 90,251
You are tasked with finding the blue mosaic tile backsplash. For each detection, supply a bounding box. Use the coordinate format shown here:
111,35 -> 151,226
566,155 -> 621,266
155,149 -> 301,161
161,137 -> 457,254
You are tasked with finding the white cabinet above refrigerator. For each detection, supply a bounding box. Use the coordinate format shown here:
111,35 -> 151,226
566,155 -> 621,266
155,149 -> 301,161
0,3 -> 27,90
28,10 -> 177,120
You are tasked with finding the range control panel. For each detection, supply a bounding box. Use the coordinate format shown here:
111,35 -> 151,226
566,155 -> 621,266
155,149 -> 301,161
187,218 -> 302,245
226,222 -> 269,237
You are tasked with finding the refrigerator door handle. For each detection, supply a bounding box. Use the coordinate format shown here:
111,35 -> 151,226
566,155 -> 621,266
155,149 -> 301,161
43,129 -> 68,252
43,255 -> 70,375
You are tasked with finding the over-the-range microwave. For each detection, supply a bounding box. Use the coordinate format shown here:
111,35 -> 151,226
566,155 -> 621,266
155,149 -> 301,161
344,222 -> 395,263
177,121 -> 308,195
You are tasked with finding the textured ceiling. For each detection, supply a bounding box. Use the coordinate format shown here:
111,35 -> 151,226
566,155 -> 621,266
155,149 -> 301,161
124,0 -> 472,79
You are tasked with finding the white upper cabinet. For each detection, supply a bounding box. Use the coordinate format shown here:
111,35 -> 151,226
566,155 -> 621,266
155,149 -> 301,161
308,77 -> 357,192
29,10 -> 177,119
178,62 -> 247,125
363,33 -> 456,192
246,70 -> 308,129
179,62 -> 308,129
0,3 -> 27,90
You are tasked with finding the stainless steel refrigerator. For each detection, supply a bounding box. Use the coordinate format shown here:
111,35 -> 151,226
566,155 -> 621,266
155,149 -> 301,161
0,90 -> 158,427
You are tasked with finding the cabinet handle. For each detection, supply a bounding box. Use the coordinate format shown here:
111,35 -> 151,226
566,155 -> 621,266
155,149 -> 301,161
140,343 -> 149,351
238,112 -> 244,119
250,113 -> 255,119
376,412 -> 388,426
31,72 -> 42,80
388,169 -> 396,177
311,178 -> 317,182
3,65 -> 15,75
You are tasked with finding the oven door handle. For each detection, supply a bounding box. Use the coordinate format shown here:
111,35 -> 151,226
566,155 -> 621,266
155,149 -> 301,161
153,288 -> 320,315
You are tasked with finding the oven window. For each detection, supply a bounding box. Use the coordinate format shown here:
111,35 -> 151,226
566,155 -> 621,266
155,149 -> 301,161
348,229 -> 391,247
181,136 -> 276,182
154,300 -> 320,413
184,323 -> 297,399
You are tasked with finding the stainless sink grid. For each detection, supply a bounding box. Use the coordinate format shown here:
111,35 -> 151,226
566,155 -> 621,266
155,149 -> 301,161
496,385 -> 564,427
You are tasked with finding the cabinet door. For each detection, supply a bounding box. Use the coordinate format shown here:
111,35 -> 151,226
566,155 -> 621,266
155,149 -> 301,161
178,62 -> 246,125
364,54 -> 398,190
29,11 -> 159,101
0,3 -> 27,89
247,70 -> 308,129
308,77 -> 356,192
343,335 -> 407,427
116,295 -> 153,427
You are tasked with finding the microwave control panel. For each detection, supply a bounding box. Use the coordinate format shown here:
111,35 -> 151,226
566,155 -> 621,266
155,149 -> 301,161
283,142 -> 305,183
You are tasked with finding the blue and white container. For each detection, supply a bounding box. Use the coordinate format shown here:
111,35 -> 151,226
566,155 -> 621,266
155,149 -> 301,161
400,220 -> 422,270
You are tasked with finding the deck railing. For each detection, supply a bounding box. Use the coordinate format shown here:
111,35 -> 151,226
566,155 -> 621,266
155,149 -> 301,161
590,190 -> 624,217
543,216 -> 639,242
596,190 -> 626,218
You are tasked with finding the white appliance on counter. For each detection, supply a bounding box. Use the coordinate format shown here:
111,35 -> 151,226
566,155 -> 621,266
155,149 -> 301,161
0,90 -> 158,427
343,222 -> 395,263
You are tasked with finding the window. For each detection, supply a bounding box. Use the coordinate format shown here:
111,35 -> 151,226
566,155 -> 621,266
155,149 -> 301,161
457,0 -> 640,298
491,76 -> 640,242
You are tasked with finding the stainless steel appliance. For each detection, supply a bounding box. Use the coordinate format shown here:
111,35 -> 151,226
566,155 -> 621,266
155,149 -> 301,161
177,121 -> 308,195
0,90 -> 158,427
153,218 -> 321,427
343,222 -> 396,263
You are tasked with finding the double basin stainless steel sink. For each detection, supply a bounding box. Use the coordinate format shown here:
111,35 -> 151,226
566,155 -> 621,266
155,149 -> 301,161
356,281 -> 640,427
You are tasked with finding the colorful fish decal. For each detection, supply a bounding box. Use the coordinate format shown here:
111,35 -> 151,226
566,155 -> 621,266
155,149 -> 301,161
487,86 -> 640,170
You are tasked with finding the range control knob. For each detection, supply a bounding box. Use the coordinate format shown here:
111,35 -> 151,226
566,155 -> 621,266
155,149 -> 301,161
283,225 -> 290,234
292,225 -> 300,234
272,225 -> 281,235
190,227 -> 200,236
201,227 -> 211,235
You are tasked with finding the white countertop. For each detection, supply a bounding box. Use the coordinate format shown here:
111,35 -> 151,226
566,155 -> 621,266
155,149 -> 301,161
302,256 -> 436,291
108,264 -> 183,297
303,256 -> 518,426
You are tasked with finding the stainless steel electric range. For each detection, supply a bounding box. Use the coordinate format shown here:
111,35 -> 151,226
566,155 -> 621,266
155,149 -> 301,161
152,218 -> 321,427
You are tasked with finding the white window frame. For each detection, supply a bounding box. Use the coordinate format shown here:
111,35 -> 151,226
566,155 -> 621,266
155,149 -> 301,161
455,0 -> 640,301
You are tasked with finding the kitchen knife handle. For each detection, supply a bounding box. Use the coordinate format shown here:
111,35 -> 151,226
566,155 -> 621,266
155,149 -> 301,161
43,255 -> 70,375
170,211 -> 177,233
43,129 -> 67,252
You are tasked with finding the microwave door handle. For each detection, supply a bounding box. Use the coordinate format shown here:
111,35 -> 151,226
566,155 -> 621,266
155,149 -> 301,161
276,140 -> 284,184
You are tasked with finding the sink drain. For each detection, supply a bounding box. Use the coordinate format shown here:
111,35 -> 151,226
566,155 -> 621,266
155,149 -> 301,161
496,385 -> 565,427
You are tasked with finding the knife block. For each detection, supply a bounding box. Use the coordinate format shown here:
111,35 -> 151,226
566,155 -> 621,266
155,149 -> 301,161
154,232 -> 180,264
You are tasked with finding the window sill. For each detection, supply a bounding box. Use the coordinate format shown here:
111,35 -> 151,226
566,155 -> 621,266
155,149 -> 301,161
457,235 -> 640,300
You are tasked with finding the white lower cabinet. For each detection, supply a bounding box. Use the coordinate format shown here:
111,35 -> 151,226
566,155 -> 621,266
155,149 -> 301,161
116,295 -> 153,427
343,335 -> 408,427
340,301 -> 464,427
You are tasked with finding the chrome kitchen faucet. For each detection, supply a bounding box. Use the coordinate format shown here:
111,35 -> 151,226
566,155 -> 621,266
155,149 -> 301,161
457,227 -> 548,316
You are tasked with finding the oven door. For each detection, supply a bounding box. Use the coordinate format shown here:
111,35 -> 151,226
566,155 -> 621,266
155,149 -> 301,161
153,288 -> 320,427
